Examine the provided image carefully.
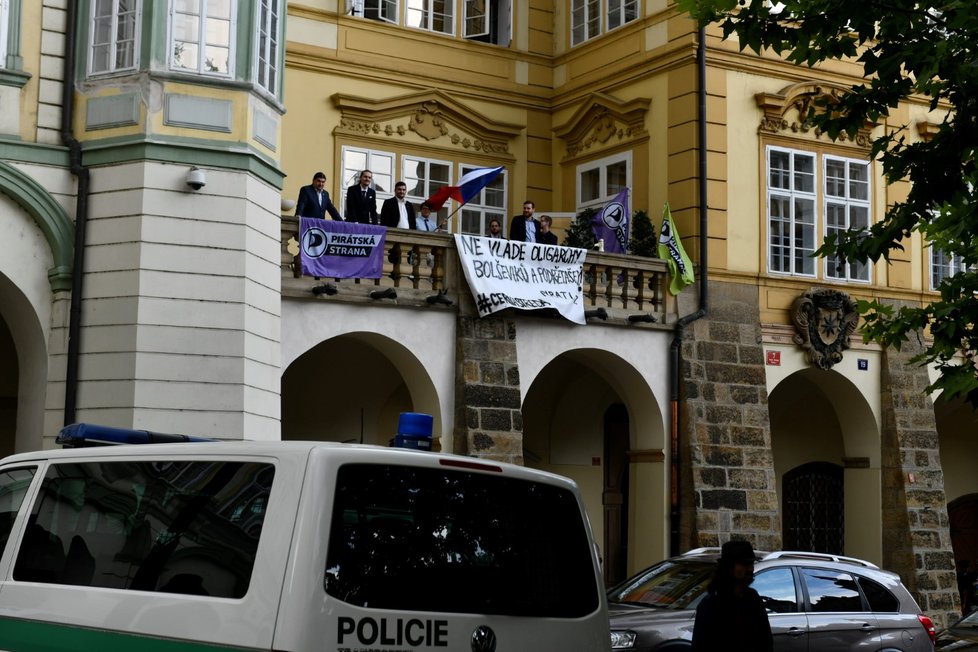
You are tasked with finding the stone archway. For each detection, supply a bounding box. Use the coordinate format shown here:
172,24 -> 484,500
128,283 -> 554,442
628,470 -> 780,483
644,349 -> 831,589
281,332 -> 441,448
522,348 -> 666,577
769,367 -> 880,562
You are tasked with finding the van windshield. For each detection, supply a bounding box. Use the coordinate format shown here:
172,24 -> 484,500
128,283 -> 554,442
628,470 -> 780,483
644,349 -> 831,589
324,463 -> 599,618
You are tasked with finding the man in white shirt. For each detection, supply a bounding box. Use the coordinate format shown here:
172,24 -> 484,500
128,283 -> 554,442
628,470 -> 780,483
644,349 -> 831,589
380,181 -> 417,229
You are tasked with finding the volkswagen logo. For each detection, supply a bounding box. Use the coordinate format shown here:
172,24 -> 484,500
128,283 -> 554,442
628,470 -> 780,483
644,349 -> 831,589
471,625 -> 497,652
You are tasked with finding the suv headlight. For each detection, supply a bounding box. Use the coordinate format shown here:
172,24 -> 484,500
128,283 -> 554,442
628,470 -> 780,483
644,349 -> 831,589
610,630 -> 637,649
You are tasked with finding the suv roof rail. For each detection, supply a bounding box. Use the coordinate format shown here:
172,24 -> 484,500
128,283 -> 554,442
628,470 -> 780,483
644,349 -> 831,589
57,423 -> 217,448
682,547 -> 722,556
761,550 -> 879,569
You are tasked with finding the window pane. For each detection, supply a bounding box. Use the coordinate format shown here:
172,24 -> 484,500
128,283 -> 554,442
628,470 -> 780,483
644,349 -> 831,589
825,159 -> 846,198
461,208 -> 484,235
753,568 -> 799,614
802,569 -> 863,613
769,150 -> 790,190
14,461 -> 273,598
173,42 -> 199,70
174,0 -> 200,14
92,45 -> 111,72
208,0 -> 232,19
607,160 -> 627,194
325,464 -> 600,617
206,17 -> 231,47
115,42 -> 134,69
95,0 -> 113,18
857,577 -> 899,612
173,14 -> 199,43
204,45 -> 229,73
849,162 -> 869,200
794,154 -> 815,193
464,0 -> 487,36
580,167 -> 600,203
93,18 -> 111,46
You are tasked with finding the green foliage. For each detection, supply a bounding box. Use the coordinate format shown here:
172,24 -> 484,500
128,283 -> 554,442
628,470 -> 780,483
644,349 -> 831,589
677,0 -> 978,406
564,207 -> 597,249
629,209 -> 657,257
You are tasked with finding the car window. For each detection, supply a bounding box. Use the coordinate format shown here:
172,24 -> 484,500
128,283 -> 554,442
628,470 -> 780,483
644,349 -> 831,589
753,567 -> 799,613
857,575 -> 900,612
802,568 -> 864,612
607,559 -> 715,610
0,467 -> 36,553
324,463 -> 600,618
13,460 -> 273,598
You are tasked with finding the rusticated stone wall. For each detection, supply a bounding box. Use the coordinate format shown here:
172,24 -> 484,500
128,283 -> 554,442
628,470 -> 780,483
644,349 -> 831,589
453,315 -> 524,464
880,331 -> 960,629
681,281 -> 782,552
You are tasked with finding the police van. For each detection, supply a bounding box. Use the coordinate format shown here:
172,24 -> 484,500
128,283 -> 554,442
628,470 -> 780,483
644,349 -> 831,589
0,423 -> 610,651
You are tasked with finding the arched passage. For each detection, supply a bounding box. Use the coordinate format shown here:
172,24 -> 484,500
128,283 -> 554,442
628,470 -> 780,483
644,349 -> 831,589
0,274 -> 48,454
522,348 -> 666,582
936,396 -> 978,574
769,367 -> 880,562
281,332 -> 441,447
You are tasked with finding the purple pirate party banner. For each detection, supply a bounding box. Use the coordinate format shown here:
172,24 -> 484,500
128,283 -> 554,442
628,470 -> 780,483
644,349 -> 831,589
300,218 -> 386,279
591,188 -> 630,254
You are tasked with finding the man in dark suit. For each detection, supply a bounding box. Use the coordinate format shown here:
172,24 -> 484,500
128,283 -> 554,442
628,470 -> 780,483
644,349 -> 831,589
380,181 -> 417,230
295,172 -> 342,220
509,200 -> 541,242
345,170 -> 379,224
538,215 -> 558,245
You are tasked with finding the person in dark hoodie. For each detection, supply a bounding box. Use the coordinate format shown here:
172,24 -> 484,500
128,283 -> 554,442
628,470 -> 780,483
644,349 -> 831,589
692,540 -> 773,652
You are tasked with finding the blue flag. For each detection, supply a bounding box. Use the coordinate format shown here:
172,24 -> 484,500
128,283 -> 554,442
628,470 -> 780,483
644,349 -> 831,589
300,218 -> 386,279
591,188 -> 629,254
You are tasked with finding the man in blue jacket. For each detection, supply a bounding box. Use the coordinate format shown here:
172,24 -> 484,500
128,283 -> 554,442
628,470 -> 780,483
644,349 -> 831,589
295,172 -> 342,220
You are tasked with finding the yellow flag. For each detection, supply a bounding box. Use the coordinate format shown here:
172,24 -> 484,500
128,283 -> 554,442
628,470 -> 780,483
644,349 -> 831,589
657,203 -> 695,295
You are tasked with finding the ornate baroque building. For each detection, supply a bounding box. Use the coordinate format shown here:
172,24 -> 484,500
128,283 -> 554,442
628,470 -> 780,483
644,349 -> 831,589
0,0 -> 974,628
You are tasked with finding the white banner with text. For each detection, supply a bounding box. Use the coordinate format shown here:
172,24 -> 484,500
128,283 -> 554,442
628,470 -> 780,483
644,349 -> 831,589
454,234 -> 587,325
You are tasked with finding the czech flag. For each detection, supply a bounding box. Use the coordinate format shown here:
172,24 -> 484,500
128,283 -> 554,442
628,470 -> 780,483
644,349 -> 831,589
426,165 -> 505,211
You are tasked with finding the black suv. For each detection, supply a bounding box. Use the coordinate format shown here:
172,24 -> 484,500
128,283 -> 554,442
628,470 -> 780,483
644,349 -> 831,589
609,548 -> 936,651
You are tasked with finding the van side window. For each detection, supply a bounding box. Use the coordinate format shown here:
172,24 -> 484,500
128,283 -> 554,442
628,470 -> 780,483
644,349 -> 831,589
325,463 -> 600,618
12,460 -> 274,598
0,467 -> 36,553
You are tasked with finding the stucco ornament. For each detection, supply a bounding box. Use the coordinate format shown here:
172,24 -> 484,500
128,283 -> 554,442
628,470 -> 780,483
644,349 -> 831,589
791,288 -> 859,370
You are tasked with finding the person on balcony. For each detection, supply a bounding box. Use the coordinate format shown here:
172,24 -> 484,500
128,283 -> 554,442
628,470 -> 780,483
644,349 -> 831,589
381,181 -> 417,230
509,200 -> 541,242
295,172 -> 342,220
414,202 -> 445,232
345,170 -> 379,224
487,218 -> 504,239
538,215 -> 558,245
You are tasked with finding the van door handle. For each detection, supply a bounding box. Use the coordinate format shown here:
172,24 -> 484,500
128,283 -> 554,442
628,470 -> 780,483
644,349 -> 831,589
786,628 -> 805,637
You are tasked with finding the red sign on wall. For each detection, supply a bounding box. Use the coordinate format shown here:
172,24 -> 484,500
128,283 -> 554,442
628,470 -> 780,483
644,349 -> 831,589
766,350 -> 781,366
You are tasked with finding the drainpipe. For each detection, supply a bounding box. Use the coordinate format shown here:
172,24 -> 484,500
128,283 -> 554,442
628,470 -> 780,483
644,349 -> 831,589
669,27 -> 710,556
61,0 -> 90,426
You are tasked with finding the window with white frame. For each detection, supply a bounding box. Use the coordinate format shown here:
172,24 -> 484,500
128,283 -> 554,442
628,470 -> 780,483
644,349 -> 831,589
355,0 -> 510,45
406,0 -> 454,35
823,156 -> 871,282
767,147 -> 817,277
90,0 -> 138,75
404,155 -> 452,224
931,247 -> 971,290
607,0 -> 638,30
572,0 -> 639,46
341,146 -> 395,200
171,0 -> 234,75
577,151 -> 631,212
458,164 -> 506,236
255,0 -> 280,93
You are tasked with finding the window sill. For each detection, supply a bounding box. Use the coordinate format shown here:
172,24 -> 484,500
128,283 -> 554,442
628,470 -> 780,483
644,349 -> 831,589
0,68 -> 31,89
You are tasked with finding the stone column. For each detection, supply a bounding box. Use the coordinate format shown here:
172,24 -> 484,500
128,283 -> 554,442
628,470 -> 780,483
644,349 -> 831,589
681,280 -> 781,552
453,315 -> 524,464
880,333 -> 960,629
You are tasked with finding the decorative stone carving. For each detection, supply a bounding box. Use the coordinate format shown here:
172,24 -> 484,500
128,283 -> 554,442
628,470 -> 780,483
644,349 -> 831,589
791,288 -> 859,370
555,93 -> 650,161
755,83 -> 874,148
409,101 -> 451,140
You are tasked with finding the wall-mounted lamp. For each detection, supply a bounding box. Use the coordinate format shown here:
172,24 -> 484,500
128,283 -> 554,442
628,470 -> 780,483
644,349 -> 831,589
628,313 -> 657,324
186,166 -> 206,191
369,288 -> 397,301
312,283 -> 337,296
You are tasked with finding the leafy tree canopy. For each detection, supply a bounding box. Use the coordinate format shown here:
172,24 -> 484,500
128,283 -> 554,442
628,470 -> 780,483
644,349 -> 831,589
677,0 -> 978,406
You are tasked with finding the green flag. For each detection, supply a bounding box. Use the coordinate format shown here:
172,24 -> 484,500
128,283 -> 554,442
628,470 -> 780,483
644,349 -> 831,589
657,203 -> 695,295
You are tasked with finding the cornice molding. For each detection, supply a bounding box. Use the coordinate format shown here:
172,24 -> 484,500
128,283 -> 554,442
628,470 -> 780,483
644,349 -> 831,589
554,92 -> 650,160
755,81 -> 874,148
332,90 -> 522,158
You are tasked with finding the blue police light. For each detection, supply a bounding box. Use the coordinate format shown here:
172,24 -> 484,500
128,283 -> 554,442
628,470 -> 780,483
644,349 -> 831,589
390,413 -> 434,451
56,423 -> 217,448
